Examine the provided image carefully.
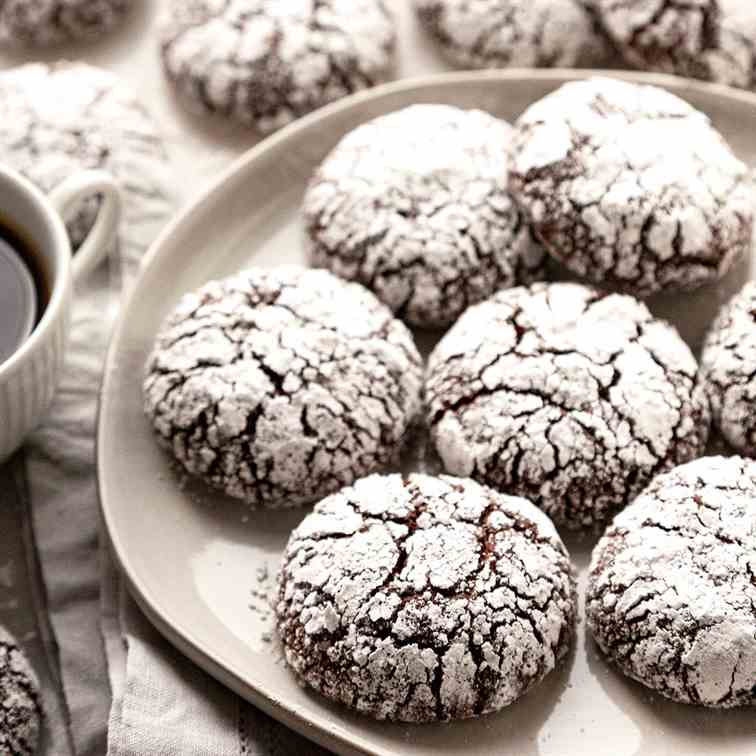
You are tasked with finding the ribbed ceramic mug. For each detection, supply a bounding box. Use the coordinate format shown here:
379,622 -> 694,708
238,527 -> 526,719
0,165 -> 121,462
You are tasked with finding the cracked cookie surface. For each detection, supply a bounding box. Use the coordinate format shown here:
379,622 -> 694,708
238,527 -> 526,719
0,62 -> 166,248
0,627 -> 41,756
275,473 -> 576,722
159,0 -> 396,133
701,282 -> 756,457
508,77 -> 754,295
586,455 -> 756,708
594,0 -> 756,88
425,282 -> 710,530
0,0 -> 131,46
304,104 -> 546,329
414,0 -> 614,70
144,265 -> 423,509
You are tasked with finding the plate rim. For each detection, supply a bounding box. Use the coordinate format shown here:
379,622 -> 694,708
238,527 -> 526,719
97,68 -> 756,756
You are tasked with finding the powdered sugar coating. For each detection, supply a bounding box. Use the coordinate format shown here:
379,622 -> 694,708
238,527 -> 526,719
144,266 -> 423,509
509,77 -> 754,295
0,627 -> 41,756
275,473 -> 576,722
159,0 -> 396,133
425,282 -> 710,530
0,0 -> 131,46
0,62 -> 166,248
587,456 -> 756,708
594,0 -> 756,88
701,282 -> 756,456
415,0 -> 614,70
304,104 -> 546,329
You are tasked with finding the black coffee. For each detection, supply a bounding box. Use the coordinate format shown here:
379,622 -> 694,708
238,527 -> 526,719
0,223 -> 47,365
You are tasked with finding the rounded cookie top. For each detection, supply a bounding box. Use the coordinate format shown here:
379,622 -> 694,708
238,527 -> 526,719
0,62 -> 165,249
275,473 -> 576,722
143,265 -> 423,509
701,281 -> 756,456
0,0 -> 131,46
304,104 -> 546,329
586,456 -> 756,708
0,627 -> 42,756
594,0 -> 756,89
159,0 -> 396,133
414,0 -> 614,70
508,77 -> 754,295
425,282 -> 710,530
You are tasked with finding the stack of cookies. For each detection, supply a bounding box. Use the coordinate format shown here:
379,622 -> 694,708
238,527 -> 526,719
144,75 -> 756,721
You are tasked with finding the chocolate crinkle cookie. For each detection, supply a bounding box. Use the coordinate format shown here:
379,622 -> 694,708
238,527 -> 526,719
508,77 -> 754,296
0,62 -> 165,249
304,104 -> 546,329
414,0 -> 614,70
143,266 -> 423,509
275,473 -> 576,722
0,0 -> 131,46
425,282 -> 710,531
0,627 -> 42,756
701,281 -> 756,456
587,456 -> 756,708
593,0 -> 756,89
159,0 -> 396,133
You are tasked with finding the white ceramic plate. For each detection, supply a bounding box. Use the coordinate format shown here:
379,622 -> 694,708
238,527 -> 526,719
98,71 -> 756,756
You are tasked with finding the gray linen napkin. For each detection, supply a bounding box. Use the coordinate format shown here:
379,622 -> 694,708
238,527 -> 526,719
24,148 -> 172,754
26,264 -> 119,756
102,555 -> 327,756
18,95 -> 329,756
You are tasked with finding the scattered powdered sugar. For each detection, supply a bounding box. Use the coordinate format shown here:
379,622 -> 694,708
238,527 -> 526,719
250,564 -> 275,642
701,281 -> 756,456
275,473 -> 576,722
143,265 -> 423,509
304,104 -> 546,329
594,0 -> 756,88
586,455 -> 756,708
0,627 -> 41,756
425,282 -> 710,531
508,77 -> 754,295
0,0 -> 131,46
159,0 -> 396,133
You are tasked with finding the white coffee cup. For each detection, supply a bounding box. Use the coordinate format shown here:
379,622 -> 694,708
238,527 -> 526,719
0,164 -> 121,461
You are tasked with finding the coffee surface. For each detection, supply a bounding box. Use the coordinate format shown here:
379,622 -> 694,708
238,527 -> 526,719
0,231 -> 39,365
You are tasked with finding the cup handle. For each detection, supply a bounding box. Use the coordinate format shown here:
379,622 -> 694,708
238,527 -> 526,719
49,170 -> 122,283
